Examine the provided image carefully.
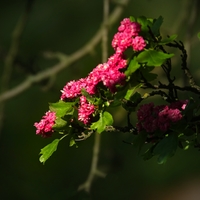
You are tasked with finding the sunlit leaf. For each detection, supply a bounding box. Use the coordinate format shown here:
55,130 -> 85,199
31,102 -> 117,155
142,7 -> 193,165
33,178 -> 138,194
124,85 -> 142,101
125,57 -> 141,77
90,111 -> 113,133
129,16 -> 136,22
49,100 -> 74,117
159,34 -> 177,45
136,50 -> 174,67
137,16 -> 152,33
70,137 -> 77,147
39,139 -> 59,164
198,32 -> 200,40
53,117 -> 67,130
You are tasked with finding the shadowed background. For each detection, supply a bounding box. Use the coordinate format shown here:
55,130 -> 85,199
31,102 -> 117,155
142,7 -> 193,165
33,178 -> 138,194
0,0 -> 200,199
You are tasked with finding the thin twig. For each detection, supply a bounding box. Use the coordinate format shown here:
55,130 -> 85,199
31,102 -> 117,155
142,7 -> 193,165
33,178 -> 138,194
0,0 -> 34,136
183,0 -> 198,85
78,132 -> 106,192
78,0 -> 109,193
0,0 -> 129,103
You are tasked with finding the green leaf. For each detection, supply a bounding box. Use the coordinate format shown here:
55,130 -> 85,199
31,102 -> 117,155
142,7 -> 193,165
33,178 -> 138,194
53,117 -> 67,130
49,100 -> 74,117
130,91 -> 141,103
125,57 -> 141,77
70,137 -> 77,147
90,111 -> 113,133
132,131 -> 147,152
124,85 -> 142,101
39,139 -> 60,164
198,32 -> 200,40
151,16 -> 163,36
136,50 -> 174,67
129,16 -> 136,22
122,92 -> 141,112
139,66 -> 158,82
153,134 -> 178,164
143,146 -> 154,160
159,34 -> 178,45
137,16 -> 152,33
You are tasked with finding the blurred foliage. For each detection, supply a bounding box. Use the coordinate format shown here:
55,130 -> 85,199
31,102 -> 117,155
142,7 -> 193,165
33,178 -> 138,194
1,0 -> 200,199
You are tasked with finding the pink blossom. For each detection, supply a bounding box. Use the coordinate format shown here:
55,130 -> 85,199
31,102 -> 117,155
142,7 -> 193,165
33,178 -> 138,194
119,18 -> 141,36
78,96 -> 95,124
112,18 -> 142,53
132,36 -> 146,51
170,100 -> 188,110
34,111 -> 56,137
60,78 -> 87,100
59,18 -> 144,124
167,108 -> 182,122
137,100 -> 188,133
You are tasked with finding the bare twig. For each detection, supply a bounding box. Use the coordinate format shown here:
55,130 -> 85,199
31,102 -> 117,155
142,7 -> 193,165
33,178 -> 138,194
78,0 -> 110,193
78,132 -> 106,192
0,0 -> 129,103
183,0 -> 198,85
0,0 -> 34,135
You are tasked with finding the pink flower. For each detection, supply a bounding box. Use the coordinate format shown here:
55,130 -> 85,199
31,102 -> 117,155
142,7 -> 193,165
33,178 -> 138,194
112,18 -> 141,53
170,100 -> 188,110
60,78 -> 87,100
167,108 -> 182,122
34,111 -> 56,137
78,96 -> 95,124
132,36 -> 146,51
137,100 -> 188,133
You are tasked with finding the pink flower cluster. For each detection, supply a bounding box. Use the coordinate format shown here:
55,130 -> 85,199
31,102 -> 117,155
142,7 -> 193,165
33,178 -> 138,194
78,96 -> 95,124
34,111 -> 56,137
112,18 -> 146,53
35,18 -> 146,135
136,100 -> 188,133
61,18 -> 145,101
59,18 -> 145,125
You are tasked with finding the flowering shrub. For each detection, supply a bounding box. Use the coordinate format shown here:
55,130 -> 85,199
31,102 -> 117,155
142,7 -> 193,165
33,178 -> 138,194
34,16 -> 200,164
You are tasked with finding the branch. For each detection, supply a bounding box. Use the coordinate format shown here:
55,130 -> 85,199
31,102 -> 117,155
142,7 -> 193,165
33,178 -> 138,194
78,133 -> 106,192
78,0 -> 109,193
0,0 -> 34,135
0,0 -> 130,103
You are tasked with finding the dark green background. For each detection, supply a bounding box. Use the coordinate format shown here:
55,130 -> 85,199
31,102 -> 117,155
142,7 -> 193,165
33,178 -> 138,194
1,0 -> 200,199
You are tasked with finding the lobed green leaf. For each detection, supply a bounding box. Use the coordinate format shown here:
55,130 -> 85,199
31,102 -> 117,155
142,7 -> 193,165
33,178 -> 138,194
53,117 -> 67,130
125,57 -> 141,77
159,34 -> 177,45
198,32 -> 200,40
90,111 -> 113,133
39,139 -> 60,164
49,100 -> 74,117
136,50 -> 174,67
151,16 -> 163,36
124,85 -> 142,101
153,134 -> 178,164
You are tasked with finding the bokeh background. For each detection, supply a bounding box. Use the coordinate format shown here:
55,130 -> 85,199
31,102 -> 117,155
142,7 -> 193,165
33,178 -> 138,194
1,0 -> 200,199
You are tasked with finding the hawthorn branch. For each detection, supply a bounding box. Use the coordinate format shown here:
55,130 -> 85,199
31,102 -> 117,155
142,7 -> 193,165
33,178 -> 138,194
167,41 -> 200,92
78,0 -> 109,193
0,0 -> 130,103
